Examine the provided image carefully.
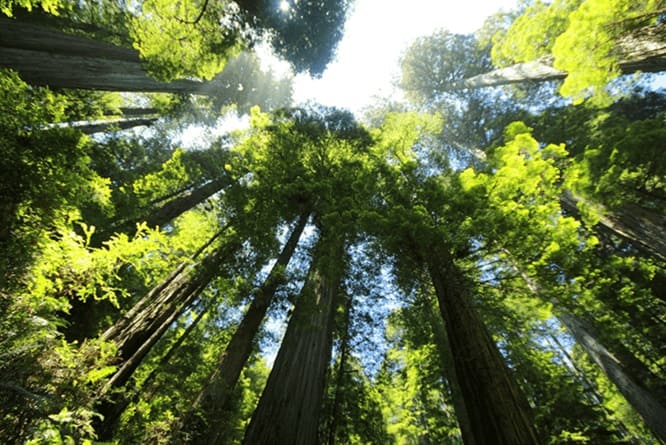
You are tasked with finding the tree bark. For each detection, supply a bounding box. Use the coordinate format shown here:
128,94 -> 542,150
0,18 -> 202,93
242,232 -> 345,445
176,213 -> 308,445
426,252 -> 542,445
92,177 -> 230,246
424,295 -> 477,445
446,22 -> 666,91
558,312 -> 666,442
72,117 -> 158,134
560,191 -> 666,262
101,239 -> 238,372
95,236 -> 239,440
512,258 -> 666,441
45,117 -> 158,134
325,293 -> 353,445
115,107 -> 160,117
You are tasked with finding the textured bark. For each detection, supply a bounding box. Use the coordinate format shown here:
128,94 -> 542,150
447,22 -> 666,90
558,312 -> 666,442
242,234 -> 345,445
426,253 -> 542,445
95,237 -> 238,440
0,18 -> 202,93
425,298 -> 477,445
560,191 -> 666,262
325,293 -> 353,445
100,235 -> 237,383
177,214 -> 308,445
92,177 -> 229,246
97,305 -> 208,439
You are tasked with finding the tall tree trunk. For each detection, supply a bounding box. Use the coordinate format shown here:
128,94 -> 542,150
446,22 -> 666,91
0,18 -> 202,93
96,304 -> 208,439
114,107 -> 160,117
558,312 -> 666,442
92,177 -> 230,246
242,232 -> 345,445
101,238 -> 238,374
426,252 -> 542,445
176,214 -> 308,445
560,191 -> 666,262
95,235 -> 239,440
65,117 -> 158,134
423,294 -> 477,445
325,293 -> 353,445
512,259 -> 666,441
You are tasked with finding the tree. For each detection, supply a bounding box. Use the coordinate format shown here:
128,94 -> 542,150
176,213 -> 307,444
242,230 -> 346,444
235,0 -> 353,76
484,0 -> 666,102
0,18 -> 204,92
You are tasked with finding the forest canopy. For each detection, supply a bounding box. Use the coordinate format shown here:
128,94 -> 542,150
1,1 -> 665,444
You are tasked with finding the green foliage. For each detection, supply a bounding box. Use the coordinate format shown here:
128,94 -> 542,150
490,0 -> 581,67
376,308 -> 462,445
241,0 -> 352,76
0,285 -> 117,443
491,0 -> 666,103
400,31 -> 492,104
0,0 -> 62,16
129,0 -> 243,80
0,69 -> 112,284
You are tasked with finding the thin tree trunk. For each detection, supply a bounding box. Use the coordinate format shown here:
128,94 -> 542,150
176,213 -> 308,444
43,117 -> 158,134
242,233 -> 345,445
69,117 -> 158,134
446,22 -> 666,90
426,252 -> 542,445
560,191 -> 666,262
0,18 -> 202,93
326,293 -> 353,445
558,312 -> 666,442
92,177 -> 230,246
512,258 -> 666,441
115,107 -> 160,117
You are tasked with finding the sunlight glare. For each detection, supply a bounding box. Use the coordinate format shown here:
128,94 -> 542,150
279,0 -> 290,12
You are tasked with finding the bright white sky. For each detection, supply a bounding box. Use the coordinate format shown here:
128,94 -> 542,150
180,0 -> 518,147
291,0 -> 519,114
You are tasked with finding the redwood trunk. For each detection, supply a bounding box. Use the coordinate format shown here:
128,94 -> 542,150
68,117 -> 158,134
449,23 -> 666,91
426,254 -> 542,445
95,237 -> 238,440
101,237 -> 239,382
425,296 -> 477,445
0,18 -> 202,93
93,177 -> 229,246
558,312 -> 666,442
512,256 -> 666,436
178,214 -> 308,444
97,305 -> 208,439
242,234 -> 345,445
560,191 -> 666,262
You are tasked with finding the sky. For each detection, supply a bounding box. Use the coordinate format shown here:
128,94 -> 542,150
180,0 -> 518,149
290,0 -> 519,114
